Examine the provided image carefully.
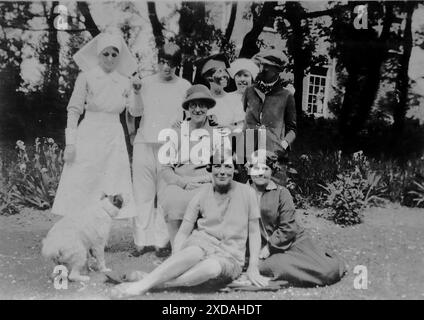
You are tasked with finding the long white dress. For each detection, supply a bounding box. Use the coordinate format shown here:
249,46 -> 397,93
52,66 -> 141,219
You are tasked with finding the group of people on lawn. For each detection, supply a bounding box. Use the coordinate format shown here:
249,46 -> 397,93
51,32 -> 346,298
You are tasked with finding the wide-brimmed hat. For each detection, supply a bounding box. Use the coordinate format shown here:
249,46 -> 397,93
228,58 -> 259,79
182,84 -> 216,110
195,53 -> 230,76
253,49 -> 288,71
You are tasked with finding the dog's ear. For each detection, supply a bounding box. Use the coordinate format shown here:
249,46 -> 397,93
112,194 -> 124,209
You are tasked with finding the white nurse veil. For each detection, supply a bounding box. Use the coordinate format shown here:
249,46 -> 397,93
73,32 -> 138,77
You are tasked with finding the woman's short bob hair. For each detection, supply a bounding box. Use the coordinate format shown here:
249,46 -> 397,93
206,150 -> 238,173
158,43 -> 182,67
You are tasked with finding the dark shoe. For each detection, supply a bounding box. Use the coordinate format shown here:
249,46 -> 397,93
130,246 -> 154,257
155,246 -> 171,258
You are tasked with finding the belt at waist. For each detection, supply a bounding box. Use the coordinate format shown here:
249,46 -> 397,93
84,110 -> 120,123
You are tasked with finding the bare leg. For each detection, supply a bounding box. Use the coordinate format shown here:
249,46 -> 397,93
111,246 -> 204,298
163,258 -> 222,288
166,220 -> 182,250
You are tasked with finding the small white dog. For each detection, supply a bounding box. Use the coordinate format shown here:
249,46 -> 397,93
42,193 -> 123,282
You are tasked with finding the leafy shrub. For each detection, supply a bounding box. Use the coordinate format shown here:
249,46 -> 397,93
288,150 -> 371,208
409,180 -> 424,207
371,157 -> 424,207
0,189 -> 20,216
1,138 -> 63,213
319,168 -> 385,226
288,148 -> 424,211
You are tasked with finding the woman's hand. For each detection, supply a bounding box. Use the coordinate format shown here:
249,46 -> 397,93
246,266 -> 269,287
172,120 -> 183,129
184,181 -> 203,190
192,175 -> 211,184
63,145 -> 76,164
131,74 -> 142,94
259,245 -> 270,260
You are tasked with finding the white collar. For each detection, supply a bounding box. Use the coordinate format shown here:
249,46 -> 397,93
249,180 -> 278,191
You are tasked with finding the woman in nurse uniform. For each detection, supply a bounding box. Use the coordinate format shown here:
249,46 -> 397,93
51,32 -> 142,219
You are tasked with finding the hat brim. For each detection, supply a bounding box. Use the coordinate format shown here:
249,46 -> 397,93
254,56 -> 285,70
182,95 -> 216,110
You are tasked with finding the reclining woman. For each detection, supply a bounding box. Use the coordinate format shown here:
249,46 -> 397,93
247,150 -> 346,287
111,150 -> 269,299
159,84 -> 218,247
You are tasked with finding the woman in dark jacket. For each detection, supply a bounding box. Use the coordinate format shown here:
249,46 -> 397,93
247,151 -> 346,287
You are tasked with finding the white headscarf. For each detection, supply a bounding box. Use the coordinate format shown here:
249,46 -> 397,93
73,32 -> 137,77
228,58 -> 259,80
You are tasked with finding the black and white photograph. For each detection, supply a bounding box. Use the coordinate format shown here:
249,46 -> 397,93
0,0 -> 423,303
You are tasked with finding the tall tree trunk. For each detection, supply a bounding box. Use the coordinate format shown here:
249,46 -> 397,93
178,1 -> 207,83
77,1 -> 100,37
285,2 -> 307,122
339,2 -> 394,153
39,1 -> 62,137
225,2 -> 237,41
238,2 -> 277,58
392,2 -> 415,149
147,1 -> 164,49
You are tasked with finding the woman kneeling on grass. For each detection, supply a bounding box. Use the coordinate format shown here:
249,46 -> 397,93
111,151 -> 269,298
248,150 -> 347,287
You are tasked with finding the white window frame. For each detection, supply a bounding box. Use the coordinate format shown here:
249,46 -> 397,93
306,74 -> 328,117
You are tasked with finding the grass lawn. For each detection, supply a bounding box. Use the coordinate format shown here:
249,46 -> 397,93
0,205 -> 423,300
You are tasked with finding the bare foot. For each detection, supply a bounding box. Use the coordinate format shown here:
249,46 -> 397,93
110,282 -> 147,299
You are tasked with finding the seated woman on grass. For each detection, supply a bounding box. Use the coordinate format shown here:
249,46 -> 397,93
111,151 -> 269,298
248,150 -> 347,287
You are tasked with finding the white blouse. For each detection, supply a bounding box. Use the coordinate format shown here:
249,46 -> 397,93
207,92 -> 245,127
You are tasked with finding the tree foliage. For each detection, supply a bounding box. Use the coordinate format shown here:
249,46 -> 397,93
0,1 -> 422,160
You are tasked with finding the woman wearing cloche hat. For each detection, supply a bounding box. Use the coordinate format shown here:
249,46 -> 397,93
227,58 -> 260,132
158,84 -> 218,248
194,53 -> 245,130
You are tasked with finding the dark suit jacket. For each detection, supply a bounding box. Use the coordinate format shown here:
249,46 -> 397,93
243,85 -> 297,154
